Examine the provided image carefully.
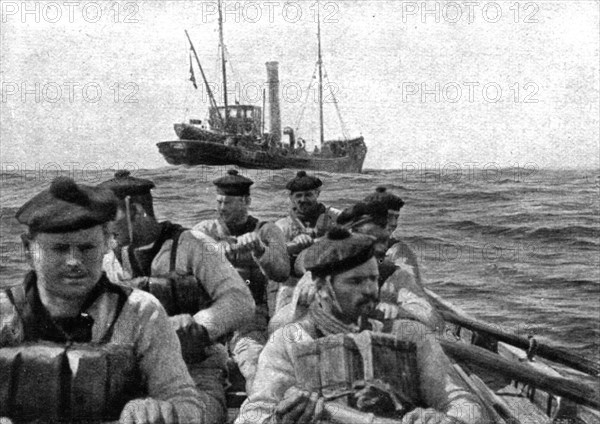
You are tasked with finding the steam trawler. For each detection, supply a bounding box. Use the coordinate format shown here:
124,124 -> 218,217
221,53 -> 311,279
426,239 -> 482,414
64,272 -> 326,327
157,0 -> 367,173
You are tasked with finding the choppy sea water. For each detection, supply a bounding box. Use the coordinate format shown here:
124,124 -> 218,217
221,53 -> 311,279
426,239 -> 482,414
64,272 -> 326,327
1,167 -> 599,362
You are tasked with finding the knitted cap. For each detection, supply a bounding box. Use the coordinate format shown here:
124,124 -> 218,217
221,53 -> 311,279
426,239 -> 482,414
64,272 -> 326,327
363,187 -> 404,211
97,170 -> 155,199
285,170 -> 322,192
303,227 -> 375,277
213,169 -> 254,196
17,177 -> 118,233
337,201 -> 389,228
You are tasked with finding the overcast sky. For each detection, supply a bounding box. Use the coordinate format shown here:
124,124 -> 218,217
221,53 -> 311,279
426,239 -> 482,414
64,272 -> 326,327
1,1 -> 598,171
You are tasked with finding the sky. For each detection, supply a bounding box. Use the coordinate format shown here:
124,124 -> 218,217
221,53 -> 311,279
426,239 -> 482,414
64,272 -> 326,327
1,0 -> 599,171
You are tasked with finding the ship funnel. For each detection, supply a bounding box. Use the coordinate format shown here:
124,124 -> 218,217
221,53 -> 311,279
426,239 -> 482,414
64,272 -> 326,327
266,61 -> 281,143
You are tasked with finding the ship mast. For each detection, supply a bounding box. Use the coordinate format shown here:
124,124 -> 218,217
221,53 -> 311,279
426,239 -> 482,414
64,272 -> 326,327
218,0 -> 229,130
185,30 -> 225,129
317,0 -> 324,147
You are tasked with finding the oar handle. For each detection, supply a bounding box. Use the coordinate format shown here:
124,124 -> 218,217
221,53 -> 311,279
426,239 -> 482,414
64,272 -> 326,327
323,402 -> 402,424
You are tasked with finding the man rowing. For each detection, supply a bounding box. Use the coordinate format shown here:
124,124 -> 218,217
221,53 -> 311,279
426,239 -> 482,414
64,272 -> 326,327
270,197 -> 444,333
100,170 -> 255,423
274,171 -> 340,311
193,169 -> 289,390
0,177 -> 204,423
235,229 -> 485,424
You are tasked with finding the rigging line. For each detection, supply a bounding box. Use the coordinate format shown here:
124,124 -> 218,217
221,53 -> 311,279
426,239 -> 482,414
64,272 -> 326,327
213,45 -> 221,96
222,44 -> 241,102
295,62 -> 319,133
322,64 -> 349,139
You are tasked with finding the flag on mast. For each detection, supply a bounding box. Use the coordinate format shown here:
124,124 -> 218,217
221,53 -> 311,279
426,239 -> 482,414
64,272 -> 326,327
189,52 -> 198,89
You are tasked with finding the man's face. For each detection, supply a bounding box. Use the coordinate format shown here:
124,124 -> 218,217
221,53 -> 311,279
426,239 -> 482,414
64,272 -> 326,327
387,211 -> 399,233
331,257 -> 379,324
216,194 -> 249,226
290,190 -> 320,215
353,222 -> 391,259
108,204 -> 154,248
26,226 -> 108,300
107,207 -> 130,248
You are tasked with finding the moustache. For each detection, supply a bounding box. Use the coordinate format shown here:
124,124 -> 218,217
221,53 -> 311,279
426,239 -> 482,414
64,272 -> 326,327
64,271 -> 87,278
357,295 -> 378,308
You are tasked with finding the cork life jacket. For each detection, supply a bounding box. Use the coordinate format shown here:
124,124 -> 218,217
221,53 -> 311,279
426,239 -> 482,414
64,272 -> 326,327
292,313 -> 424,422
219,216 -> 269,305
117,221 -> 214,363
120,221 -> 212,316
0,273 -> 140,422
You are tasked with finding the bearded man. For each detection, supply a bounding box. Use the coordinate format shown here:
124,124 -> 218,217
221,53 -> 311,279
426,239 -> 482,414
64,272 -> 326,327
270,199 -> 444,334
235,229 -> 484,424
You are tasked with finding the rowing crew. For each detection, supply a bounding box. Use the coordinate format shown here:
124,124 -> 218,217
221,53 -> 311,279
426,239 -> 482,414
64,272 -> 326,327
1,170 -> 485,424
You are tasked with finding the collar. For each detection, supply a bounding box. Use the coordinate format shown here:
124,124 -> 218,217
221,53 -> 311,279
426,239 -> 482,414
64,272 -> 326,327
308,278 -> 372,336
224,215 -> 259,237
23,271 -> 111,343
292,203 -> 326,228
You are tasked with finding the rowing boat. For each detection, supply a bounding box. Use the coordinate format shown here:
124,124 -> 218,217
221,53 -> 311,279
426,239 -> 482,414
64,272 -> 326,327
225,288 -> 600,423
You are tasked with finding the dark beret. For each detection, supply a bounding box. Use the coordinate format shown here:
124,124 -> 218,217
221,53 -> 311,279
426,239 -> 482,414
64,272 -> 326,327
16,177 -> 118,233
285,170 -> 322,192
303,227 -> 375,277
97,170 -> 155,199
337,201 -> 389,228
363,187 -> 404,211
213,169 -> 253,196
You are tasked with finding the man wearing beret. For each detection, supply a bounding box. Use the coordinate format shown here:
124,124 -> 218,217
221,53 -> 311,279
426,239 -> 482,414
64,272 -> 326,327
193,169 -> 290,390
0,177 -> 204,423
270,198 -> 444,334
274,170 -> 341,311
363,186 -> 405,234
235,229 -> 484,424
99,170 -> 255,423
361,187 -> 444,328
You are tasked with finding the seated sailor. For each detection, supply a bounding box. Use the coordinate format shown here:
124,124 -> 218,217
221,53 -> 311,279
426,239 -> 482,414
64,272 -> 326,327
0,177 -> 204,423
353,191 -> 445,329
270,199 -> 444,334
235,228 -> 485,424
274,171 -> 340,312
193,169 -> 289,390
99,170 -> 255,423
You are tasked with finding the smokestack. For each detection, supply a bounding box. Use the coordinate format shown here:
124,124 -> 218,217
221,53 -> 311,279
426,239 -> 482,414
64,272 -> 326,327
266,61 -> 281,143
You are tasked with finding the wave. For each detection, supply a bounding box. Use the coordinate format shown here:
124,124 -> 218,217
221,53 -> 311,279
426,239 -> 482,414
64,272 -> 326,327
516,277 -> 599,289
445,220 -> 600,243
444,220 -> 518,235
440,191 -> 513,202
568,240 -> 600,248
528,225 -> 600,241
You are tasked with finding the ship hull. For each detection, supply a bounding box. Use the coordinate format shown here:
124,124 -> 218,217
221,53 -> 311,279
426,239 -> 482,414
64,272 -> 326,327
156,137 -> 367,173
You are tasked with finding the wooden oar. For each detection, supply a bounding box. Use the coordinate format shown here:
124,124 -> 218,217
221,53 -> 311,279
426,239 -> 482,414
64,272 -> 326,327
440,339 -> 600,410
424,288 -> 600,376
453,364 -> 512,424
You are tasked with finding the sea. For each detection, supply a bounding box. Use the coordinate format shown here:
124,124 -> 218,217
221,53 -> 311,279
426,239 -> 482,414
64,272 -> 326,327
1,166 -> 599,363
